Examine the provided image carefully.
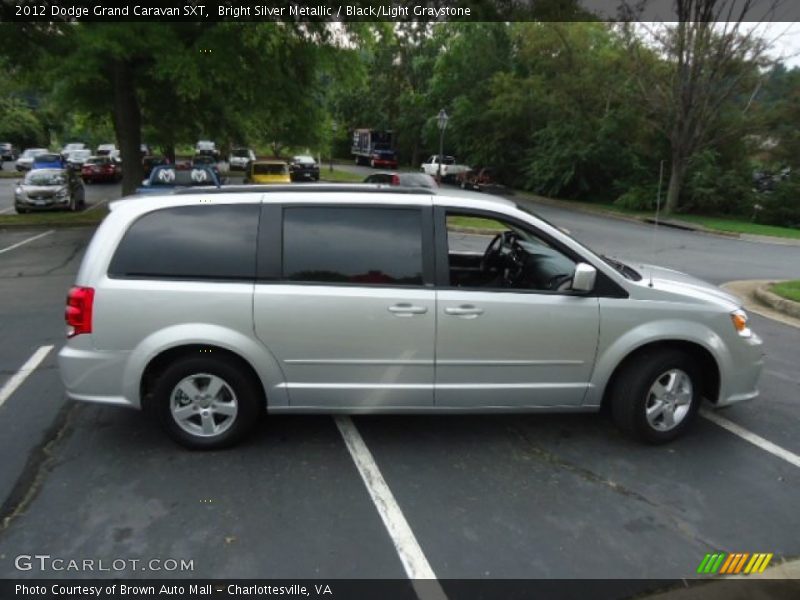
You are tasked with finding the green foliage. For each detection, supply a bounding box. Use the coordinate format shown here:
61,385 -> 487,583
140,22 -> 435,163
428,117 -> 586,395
755,179 -> 800,228
0,97 -> 46,147
681,150 -> 755,215
614,185 -> 660,211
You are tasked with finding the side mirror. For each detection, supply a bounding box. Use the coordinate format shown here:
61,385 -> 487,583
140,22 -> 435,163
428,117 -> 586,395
571,263 -> 597,293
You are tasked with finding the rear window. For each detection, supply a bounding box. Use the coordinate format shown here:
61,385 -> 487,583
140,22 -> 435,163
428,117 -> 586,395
108,205 -> 259,280
253,163 -> 287,175
282,207 -> 423,286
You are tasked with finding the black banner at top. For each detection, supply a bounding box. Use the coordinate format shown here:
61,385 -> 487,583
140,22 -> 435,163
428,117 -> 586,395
2,0 -> 800,22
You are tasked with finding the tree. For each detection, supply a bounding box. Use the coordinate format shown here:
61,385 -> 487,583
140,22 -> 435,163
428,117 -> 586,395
0,22 -> 336,194
626,1 -> 775,214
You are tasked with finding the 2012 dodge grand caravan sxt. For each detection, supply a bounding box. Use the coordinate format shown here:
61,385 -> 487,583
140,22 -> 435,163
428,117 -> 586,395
58,185 -> 764,449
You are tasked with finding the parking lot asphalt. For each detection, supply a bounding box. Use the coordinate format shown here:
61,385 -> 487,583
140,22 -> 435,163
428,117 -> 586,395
0,188 -> 798,587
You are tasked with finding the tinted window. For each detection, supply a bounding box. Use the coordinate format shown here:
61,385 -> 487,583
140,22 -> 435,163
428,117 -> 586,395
108,205 -> 259,280
283,207 -> 423,286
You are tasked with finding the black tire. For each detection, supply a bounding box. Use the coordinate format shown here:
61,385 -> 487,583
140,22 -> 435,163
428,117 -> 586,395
610,349 -> 701,444
152,354 -> 264,450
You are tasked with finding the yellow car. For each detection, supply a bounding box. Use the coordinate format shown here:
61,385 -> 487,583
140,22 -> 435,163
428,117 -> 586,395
245,160 -> 290,184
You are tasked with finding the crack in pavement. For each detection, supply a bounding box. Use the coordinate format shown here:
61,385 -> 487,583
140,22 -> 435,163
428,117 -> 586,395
0,401 -> 80,533
508,425 -> 726,552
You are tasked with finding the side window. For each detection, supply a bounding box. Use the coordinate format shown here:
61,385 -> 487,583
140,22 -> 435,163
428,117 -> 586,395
108,204 -> 259,280
283,207 -> 423,286
445,212 -> 577,292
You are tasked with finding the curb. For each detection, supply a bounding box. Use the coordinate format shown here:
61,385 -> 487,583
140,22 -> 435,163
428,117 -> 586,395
754,283 -> 800,320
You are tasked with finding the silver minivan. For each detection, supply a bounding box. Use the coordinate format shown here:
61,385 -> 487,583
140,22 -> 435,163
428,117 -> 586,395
58,186 -> 764,449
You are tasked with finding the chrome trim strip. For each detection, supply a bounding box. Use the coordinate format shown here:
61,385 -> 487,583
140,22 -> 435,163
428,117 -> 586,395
278,382 -> 591,390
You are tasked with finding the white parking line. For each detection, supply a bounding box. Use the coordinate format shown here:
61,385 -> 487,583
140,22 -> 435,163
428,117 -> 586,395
0,230 -> 54,255
335,416 -> 446,599
701,408 -> 800,469
0,345 -> 54,410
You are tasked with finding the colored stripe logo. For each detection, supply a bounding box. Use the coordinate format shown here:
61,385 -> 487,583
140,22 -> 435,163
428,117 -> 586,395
697,552 -> 773,575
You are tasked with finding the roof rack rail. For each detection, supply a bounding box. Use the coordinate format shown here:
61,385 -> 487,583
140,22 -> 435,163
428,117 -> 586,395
174,184 -> 437,195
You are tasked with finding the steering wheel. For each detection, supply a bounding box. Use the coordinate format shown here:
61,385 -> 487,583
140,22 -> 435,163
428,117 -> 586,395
480,231 -> 523,283
547,273 -> 574,291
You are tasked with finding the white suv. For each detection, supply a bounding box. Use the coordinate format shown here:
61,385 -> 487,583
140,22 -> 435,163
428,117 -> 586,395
58,186 -> 763,449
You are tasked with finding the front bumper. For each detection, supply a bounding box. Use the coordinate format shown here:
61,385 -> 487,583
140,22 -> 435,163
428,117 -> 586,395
715,332 -> 765,407
15,195 -> 71,211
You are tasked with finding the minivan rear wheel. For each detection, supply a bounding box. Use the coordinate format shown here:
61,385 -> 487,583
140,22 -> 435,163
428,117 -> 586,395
610,349 -> 701,444
152,355 -> 262,450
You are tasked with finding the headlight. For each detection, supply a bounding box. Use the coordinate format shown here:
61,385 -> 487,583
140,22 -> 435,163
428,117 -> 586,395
55,188 -> 68,198
731,309 -> 752,338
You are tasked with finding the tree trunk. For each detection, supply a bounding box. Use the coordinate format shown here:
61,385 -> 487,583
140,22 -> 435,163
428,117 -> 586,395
664,157 -> 686,215
111,60 -> 143,196
410,140 -> 419,170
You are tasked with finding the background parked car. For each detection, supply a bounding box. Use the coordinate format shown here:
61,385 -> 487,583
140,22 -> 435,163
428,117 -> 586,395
81,156 -> 122,183
32,153 -> 67,170
15,148 -> 49,171
136,164 -> 221,194
289,155 -> 320,181
66,149 -> 92,171
195,140 -> 219,159
244,160 -> 291,184
191,154 -> 224,182
142,155 -> 168,177
14,167 -> 85,213
1,142 -> 18,161
228,147 -> 256,171
96,143 -> 117,156
60,142 -> 86,158
364,171 -> 438,189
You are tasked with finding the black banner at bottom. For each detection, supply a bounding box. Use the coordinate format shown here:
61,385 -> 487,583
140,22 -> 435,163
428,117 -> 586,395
3,579 -> 800,600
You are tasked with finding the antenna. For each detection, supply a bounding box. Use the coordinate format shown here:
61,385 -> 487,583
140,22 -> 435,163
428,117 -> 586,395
649,160 -> 665,288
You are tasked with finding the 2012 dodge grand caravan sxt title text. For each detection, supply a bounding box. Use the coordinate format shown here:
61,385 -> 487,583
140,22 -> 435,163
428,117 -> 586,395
58,185 -> 764,449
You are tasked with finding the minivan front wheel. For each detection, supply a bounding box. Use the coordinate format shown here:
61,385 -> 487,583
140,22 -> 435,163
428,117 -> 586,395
153,355 -> 262,449
610,350 -> 701,443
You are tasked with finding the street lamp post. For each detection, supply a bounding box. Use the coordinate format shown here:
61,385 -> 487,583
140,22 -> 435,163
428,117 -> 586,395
330,121 -> 337,172
436,109 -> 448,184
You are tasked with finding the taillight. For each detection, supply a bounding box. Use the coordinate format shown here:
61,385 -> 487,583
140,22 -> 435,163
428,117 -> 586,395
65,286 -> 94,337
391,174 -> 400,185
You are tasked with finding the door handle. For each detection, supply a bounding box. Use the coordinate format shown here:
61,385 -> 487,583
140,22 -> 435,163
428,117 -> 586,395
444,305 -> 484,317
388,303 -> 428,316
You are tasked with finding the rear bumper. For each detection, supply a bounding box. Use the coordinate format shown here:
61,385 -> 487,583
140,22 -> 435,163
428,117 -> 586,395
58,339 -> 135,408
372,159 -> 398,168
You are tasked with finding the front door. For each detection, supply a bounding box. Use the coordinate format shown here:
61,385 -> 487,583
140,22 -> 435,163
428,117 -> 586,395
435,210 -> 600,407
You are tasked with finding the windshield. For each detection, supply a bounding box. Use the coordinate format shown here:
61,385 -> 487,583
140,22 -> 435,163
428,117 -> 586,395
22,149 -> 47,158
35,154 -> 62,163
70,150 -> 91,160
253,163 -> 287,175
515,202 -> 642,280
232,148 -> 251,157
149,167 -> 215,186
293,155 -> 314,163
24,170 -> 65,185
